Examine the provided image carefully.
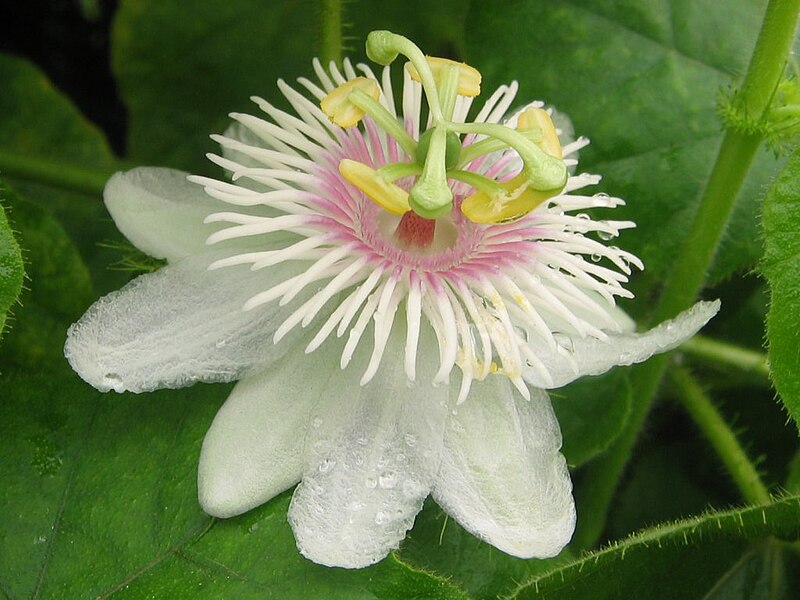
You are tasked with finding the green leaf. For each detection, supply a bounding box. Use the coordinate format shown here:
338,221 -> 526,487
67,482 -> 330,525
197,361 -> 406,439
508,496 -> 800,599
0,53 -> 114,171
552,370 -> 632,467
111,0 -> 469,173
762,148 -> 800,433
0,182 -> 93,370
0,192 -> 24,339
0,367 -> 469,599
399,500 -> 572,600
465,0 -> 780,297
111,0 -> 319,171
0,53 -> 123,290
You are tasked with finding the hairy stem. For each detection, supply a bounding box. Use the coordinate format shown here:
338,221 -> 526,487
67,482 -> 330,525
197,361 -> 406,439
670,366 -> 771,505
682,335 -> 770,380
318,0 -> 343,66
573,0 -> 800,549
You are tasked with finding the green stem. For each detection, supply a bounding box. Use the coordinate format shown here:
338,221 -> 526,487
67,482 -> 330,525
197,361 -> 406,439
786,449 -> 800,494
650,130 -> 760,325
0,150 -> 112,196
318,0 -> 343,66
573,0 -> 800,549
682,335 -> 770,380
670,366 -> 771,505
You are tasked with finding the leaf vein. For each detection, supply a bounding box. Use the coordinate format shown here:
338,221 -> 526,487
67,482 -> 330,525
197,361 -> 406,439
561,0 -> 734,77
32,403 -> 100,600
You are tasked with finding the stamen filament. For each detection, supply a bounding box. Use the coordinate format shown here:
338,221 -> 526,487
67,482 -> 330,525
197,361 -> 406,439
447,169 -> 505,195
436,63 -> 461,122
378,162 -> 422,181
456,128 -> 545,168
449,121 -> 567,192
347,89 -> 418,157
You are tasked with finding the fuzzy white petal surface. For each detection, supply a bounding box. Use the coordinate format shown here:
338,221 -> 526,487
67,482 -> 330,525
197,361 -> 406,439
288,327 -> 448,569
433,376 -> 575,558
198,331 -> 340,518
523,300 -> 721,388
104,168 -> 222,262
64,256 -> 316,393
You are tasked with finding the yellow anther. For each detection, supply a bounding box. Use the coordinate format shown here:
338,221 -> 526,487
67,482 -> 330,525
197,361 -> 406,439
406,57 -> 482,97
320,77 -> 381,128
339,159 -> 411,215
461,173 -> 560,224
517,107 -> 562,159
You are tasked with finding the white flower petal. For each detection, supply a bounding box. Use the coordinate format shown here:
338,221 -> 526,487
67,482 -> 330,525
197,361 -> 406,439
523,300 -> 721,388
197,331 -> 341,518
64,255 -> 314,393
288,327 -> 448,569
433,376 -> 575,558
104,167 -> 221,262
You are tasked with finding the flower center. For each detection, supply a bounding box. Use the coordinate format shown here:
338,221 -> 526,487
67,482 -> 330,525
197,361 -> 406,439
393,211 -> 436,249
320,31 -> 570,224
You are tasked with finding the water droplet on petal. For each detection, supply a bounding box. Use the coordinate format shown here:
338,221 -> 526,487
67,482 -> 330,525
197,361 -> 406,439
404,434 -> 417,447
576,213 -> 591,220
598,230 -> 615,241
318,458 -> 336,473
590,253 -> 602,262
374,511 -> 389,525
347,500 -> 364,511
592,192 -> 611,207
102,373 -> 123,391
365,477 -> 377,489
553,332 -> 575,354
379,471 -> 398,489
514,325 -> 530,342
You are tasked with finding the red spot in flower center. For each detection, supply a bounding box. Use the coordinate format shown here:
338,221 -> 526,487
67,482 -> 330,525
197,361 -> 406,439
394,211 -> 436,249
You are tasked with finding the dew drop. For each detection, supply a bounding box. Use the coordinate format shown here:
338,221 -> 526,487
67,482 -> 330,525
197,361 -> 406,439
215,339 -> 227,348
374,511 -> 389,525
347,500 -> 364,512
576,213 -> 591,220
379,471 -> 398,489
404,433 -> 417,447
102,373 -> 123,391
590,253 -> 602,262
592,192 -> 611,207
553,332 -> 575,353
318,458 -> 336,473
311,484 -> 325,496
396,452 -> 406,463
365,477 -> 377,489
598,229 -> 615,241
356,437 -> 368,446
